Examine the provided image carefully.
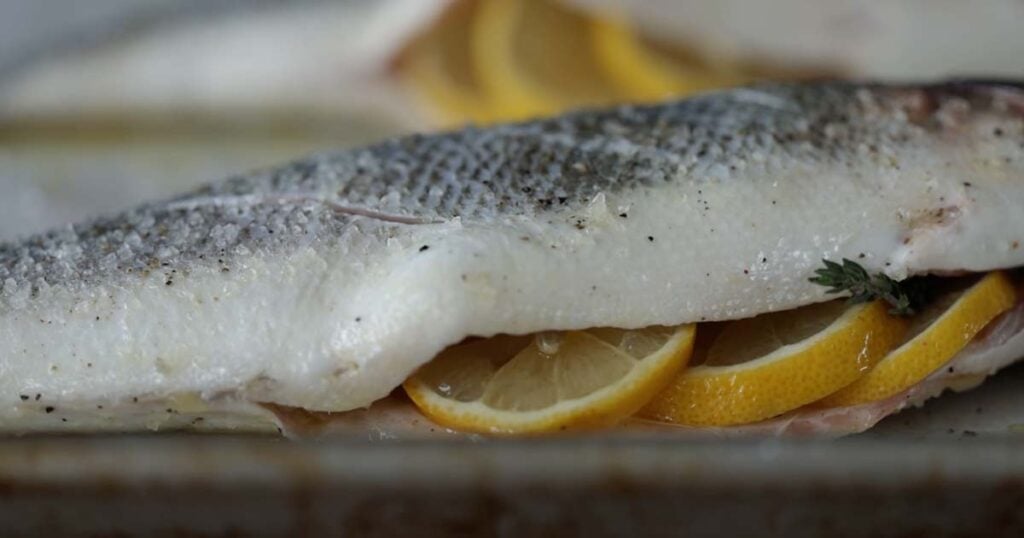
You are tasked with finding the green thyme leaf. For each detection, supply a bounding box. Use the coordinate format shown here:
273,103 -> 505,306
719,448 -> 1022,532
809,258 -> 924,316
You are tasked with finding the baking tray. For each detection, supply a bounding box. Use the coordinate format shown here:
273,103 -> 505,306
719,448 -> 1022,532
0,364 -> 1022,537
0,437 -> 1022,537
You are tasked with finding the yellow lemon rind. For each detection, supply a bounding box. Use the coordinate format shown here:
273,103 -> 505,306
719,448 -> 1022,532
820,271 -> 1018,407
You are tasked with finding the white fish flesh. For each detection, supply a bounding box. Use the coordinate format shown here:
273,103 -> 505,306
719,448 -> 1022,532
1,80 -> 1023,432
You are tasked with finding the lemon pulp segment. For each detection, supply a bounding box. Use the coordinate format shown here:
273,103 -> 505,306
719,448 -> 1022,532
404,325 -> 695,434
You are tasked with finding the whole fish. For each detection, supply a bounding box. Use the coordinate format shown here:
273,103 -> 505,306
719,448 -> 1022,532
1,80 -> 1023,433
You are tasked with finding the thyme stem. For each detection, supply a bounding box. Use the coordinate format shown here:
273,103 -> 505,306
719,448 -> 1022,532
809,258 -> 924,316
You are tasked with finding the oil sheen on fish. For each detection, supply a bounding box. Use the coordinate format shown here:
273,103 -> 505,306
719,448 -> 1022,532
1,80 -> 1023,431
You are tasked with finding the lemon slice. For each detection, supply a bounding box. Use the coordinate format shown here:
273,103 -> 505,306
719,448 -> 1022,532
470,0 -> 555,120
400,1 -> 496,125
588,17 -> 685,101
821,271 -> 1018,407
639,300 -> 906,426
404,325 -> 695,434
589,18 -> 733,101
471,0 -> 622,121
588,16 -> 744,101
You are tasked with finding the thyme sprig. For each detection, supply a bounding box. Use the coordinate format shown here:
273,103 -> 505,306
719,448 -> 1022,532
809,258 -> 926,316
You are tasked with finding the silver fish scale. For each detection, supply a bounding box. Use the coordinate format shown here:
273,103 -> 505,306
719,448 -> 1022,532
195,82 -> 900,220
0,81 -> 1011,303
0,201 -> 353,305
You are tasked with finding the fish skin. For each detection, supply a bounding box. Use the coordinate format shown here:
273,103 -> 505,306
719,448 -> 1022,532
1,80 -> 1023,426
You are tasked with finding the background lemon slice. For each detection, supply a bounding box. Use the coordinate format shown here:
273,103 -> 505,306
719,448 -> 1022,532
820,271 -> 1018,407
404,325 -> 695,434
588,16 -> 744,102
471,0 -> 622,120
471,0 -> 557,120
399,0 -> 762,124
639,300 -> 906,427
400,1 -> 497,125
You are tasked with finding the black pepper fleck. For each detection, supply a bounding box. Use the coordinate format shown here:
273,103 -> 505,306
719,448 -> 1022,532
647,236 -> 655,242
619,213 -> 628,218
45,406 -> 54,413
19,395 -> 28,401
419,245 -> 430,252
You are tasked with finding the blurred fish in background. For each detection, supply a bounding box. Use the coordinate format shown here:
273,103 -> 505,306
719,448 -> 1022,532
2,0 -> 1023,240
0,0 -> 443,240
